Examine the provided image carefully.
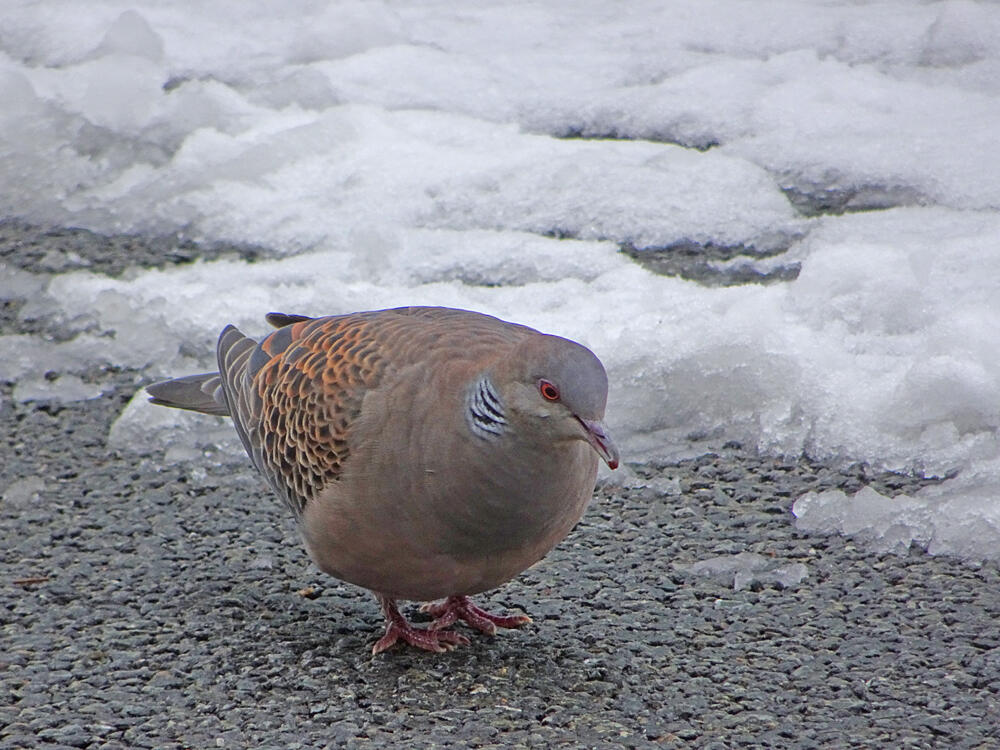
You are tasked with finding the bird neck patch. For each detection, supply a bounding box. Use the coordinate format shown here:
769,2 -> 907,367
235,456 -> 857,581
467,376 -> 507,439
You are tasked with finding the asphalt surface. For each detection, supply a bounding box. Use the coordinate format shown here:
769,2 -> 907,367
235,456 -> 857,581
3,223 -> 1000,749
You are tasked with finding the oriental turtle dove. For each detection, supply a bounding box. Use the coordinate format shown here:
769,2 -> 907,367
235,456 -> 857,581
147,307 -> 619,653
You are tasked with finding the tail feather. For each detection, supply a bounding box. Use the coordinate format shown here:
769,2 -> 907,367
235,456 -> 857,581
147,313 -> 303,422
146,373 -> 229,416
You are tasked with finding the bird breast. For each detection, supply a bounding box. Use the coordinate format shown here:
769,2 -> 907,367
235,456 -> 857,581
299,365 -> 599,601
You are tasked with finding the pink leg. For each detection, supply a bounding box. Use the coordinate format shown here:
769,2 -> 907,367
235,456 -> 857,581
421,595 -> 532,636
372,594 -> 471,654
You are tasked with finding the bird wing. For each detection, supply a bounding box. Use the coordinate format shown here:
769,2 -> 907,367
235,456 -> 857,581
218,307 -> 534,518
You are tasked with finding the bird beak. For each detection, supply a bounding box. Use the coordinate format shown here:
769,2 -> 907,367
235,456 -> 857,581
577,417 -> 620,470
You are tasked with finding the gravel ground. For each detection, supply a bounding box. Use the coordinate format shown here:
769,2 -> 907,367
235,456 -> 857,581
3,223 -> 1000,749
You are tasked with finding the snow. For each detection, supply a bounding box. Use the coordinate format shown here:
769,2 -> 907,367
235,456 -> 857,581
2,1 -> 999,559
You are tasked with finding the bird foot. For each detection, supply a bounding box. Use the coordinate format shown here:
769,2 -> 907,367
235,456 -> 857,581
421,595 -> 532,636
373,594 -> 471,654
372,620 -> 470,654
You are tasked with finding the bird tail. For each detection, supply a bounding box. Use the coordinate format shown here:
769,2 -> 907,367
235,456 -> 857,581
146,372 -> 229,416
146,312 -> 312,417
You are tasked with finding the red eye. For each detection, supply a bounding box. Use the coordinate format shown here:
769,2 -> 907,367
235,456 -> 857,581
539,380 -> 560,401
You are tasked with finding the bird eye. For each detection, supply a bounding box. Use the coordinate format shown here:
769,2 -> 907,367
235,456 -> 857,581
539,380 -> 560,401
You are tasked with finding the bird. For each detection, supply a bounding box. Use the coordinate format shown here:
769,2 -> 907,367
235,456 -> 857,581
146,306 -> 619,654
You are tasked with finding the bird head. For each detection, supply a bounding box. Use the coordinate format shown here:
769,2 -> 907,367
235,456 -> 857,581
494,333 -> 620,470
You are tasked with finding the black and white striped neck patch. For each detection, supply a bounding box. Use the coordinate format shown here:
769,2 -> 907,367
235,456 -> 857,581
467,376 -> 507,439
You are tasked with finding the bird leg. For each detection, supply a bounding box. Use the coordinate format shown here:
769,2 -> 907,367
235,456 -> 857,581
372,594 -> 470,654
422,595 -> 533,636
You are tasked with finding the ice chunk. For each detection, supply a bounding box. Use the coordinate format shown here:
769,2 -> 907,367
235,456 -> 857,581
680,552 -> 808,591
767,562 -> 810,590
0,266 -> 47,302
596,464 -> 682,497
793,469 -> 1000,562
249,555 -> 275,571
0,336 -> 56,381
13,374 -> 104,403
163,444 -> 206,463
0,335 -> 118,382
792,488 -> 932,556
109,390 -> 243,456
2,476 -> 46,508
